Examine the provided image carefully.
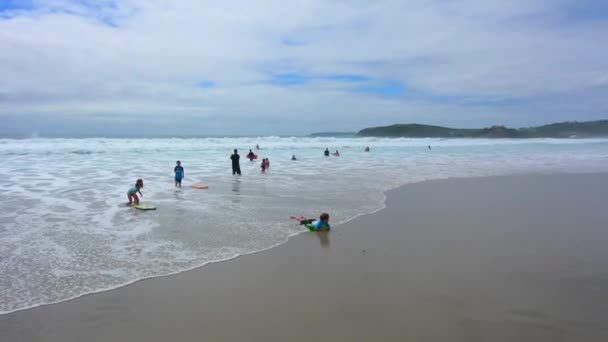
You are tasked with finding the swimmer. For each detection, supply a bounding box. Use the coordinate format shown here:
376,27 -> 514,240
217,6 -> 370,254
247,149 -> 256,161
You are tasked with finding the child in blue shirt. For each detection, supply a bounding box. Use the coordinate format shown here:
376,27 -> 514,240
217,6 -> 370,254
174,161 -> 184,187
290,213 -> 331,231
127,179 -> 144,205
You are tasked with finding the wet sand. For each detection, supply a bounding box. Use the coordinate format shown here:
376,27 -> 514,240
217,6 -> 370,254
1,173 -> 608,342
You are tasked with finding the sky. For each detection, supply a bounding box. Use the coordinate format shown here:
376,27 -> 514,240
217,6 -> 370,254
1,0 -> 607,136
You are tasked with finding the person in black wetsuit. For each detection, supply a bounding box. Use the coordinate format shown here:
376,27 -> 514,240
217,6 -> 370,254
324,148 -> 330,157
230,149 -> 241,175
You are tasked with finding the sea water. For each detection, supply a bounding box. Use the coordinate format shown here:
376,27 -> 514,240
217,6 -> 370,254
1,137 -> 607,314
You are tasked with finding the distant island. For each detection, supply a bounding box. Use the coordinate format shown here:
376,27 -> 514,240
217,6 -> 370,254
356,120 -> 608,138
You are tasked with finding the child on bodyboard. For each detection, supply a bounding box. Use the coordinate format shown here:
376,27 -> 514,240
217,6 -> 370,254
127,179 -> 144,205
290,213 -> 331,231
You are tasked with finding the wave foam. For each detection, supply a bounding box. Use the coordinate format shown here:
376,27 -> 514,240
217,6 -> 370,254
1,137 -> 608,315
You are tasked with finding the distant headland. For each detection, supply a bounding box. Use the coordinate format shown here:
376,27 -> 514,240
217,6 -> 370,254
312,120 -> 608,138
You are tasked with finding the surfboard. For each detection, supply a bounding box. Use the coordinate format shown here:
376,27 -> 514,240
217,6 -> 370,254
191,184 -> 209,189
133,202 -> 156,210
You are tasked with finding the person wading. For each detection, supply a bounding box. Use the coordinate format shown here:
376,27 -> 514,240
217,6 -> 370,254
230,149 -> 241,175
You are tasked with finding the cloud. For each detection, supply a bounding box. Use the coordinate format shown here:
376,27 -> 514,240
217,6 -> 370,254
0,0 -> 607,135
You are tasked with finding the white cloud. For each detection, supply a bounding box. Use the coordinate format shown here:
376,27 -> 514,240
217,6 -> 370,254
0,0 -> 607,134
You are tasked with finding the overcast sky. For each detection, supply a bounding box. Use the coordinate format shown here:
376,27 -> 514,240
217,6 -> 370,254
1,0 -> 607,136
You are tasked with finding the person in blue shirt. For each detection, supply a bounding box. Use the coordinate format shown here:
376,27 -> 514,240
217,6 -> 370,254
127,179 -> 144,205
174,160 -> 184,187
290,213 -> 331,231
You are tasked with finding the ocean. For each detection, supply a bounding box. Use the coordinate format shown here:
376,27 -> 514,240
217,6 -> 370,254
1,136 -> 607,314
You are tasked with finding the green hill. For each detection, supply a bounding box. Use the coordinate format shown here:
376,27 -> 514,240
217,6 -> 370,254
357,120 -> 608,138
518,121 -> 608,138
357,124 -> 475,137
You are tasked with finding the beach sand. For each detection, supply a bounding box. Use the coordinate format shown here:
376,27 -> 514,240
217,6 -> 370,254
1,173 -> 608,342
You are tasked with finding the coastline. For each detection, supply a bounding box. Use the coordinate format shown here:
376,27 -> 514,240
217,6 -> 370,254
1,173 -> 608,341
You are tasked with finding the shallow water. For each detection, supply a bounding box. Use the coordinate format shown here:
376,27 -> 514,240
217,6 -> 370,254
1,136 -> 607,314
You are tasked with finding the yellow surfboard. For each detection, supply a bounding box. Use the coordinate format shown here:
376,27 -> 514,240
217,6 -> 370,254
133,202 -> 156,210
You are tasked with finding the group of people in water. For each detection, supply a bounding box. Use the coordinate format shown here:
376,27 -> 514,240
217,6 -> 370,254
230,148 -> 271,175
323,146 -> 370,156
126,143 -> 434,231
324,148 -> 340,156
231,144 -> 369,176
129,144 -> 373,201
125,144 -> 380,230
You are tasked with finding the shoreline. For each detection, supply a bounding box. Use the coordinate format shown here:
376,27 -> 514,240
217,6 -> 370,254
2,172 -> 608,341
0,171 -> 600,316
0,176 -> 391,317
0,171 -> 558,317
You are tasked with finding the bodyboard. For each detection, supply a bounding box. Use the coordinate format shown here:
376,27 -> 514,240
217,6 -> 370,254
133,202 -> 156,210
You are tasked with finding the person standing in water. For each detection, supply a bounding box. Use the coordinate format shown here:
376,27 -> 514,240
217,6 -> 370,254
174,160 -> 184,187
261,158 -> 268,173
230,149 -> 241,175
324,148 -> 330,157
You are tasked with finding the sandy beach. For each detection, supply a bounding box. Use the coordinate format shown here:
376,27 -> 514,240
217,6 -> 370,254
1,173 -> 607,342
